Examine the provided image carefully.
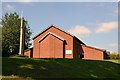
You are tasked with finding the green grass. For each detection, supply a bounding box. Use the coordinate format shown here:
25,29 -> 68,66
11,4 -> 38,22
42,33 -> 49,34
2,57 -> 120,79
104,59 -> 120,64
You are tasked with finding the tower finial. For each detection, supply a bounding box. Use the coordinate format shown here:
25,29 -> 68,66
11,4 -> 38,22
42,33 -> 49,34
21,11 -> 23,18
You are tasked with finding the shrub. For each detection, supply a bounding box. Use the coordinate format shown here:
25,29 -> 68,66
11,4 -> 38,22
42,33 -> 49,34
110,52 -> 119,59
14,54 -> 28,58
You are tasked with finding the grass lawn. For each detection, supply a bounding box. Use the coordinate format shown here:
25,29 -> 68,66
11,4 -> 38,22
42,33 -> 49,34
2,57 -> 120,79
104,59 -> 120,64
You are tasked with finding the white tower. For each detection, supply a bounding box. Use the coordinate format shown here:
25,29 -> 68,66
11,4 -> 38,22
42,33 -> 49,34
19,13 -> 25,55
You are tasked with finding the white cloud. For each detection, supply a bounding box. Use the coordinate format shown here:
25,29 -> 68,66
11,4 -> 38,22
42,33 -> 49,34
4,4 -> 16,11
68,25 -> 92,37
96,21 -> 118,33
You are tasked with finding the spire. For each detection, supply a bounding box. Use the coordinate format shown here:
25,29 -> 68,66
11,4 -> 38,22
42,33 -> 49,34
20,11 -> 23,28
19,11 -> 25,55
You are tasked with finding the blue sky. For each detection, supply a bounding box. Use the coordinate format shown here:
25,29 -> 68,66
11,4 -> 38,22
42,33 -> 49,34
2,2 -> 118,53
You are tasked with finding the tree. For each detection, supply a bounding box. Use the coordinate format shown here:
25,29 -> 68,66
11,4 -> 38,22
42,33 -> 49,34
0,27 -> 2,56
110,52 -> 119,59
1,12 -> 32,56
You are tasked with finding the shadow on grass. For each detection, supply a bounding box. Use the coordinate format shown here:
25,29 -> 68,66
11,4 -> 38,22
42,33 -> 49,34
2,57 -> 120,79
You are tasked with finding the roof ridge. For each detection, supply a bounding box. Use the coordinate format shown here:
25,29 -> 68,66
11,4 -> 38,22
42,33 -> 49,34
38,32 -> 65,43
51,24 -> 75,37
81,44 -> 106,51
32,25 -> 74,40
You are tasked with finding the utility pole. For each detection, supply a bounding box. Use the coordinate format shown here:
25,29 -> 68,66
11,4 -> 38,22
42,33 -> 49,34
19,12 -> 25,55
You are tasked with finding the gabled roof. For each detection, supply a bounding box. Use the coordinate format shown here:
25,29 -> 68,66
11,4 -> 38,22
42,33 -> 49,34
81,44 -> 106,52
38,32 -> 65,43
32,25 -> 74,40
74,36 -> 86,45
32,24 -> 85,45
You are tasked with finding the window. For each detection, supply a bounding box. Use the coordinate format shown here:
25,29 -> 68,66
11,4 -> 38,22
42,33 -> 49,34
66,50 -> 72,54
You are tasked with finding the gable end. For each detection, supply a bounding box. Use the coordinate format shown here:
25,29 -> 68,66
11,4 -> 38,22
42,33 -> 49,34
32,25 -> 74,40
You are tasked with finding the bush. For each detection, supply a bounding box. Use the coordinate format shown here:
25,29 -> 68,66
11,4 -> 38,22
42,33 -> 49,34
13,54 -> 28,58
110,52 -> 119,59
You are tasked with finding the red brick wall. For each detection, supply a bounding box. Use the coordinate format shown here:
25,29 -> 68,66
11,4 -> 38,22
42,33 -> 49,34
39,34 -> 64,58
33,26 -> 73,58
81,45 -> 104,60
73,38 -> 84,58
24,49 -> 31,58
39,34 -> 50,58
24,48 -> 33,58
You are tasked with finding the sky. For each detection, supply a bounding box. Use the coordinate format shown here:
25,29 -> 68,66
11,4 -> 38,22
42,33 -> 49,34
1,0 -> 119,53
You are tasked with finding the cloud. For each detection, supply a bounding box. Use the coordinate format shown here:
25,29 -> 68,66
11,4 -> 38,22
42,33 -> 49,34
96,21 -> 118,33
68,25 -> 92,37
4,4 -> 16,11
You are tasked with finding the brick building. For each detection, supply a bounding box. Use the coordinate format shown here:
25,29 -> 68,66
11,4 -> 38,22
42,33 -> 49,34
24,25 -> 109,60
